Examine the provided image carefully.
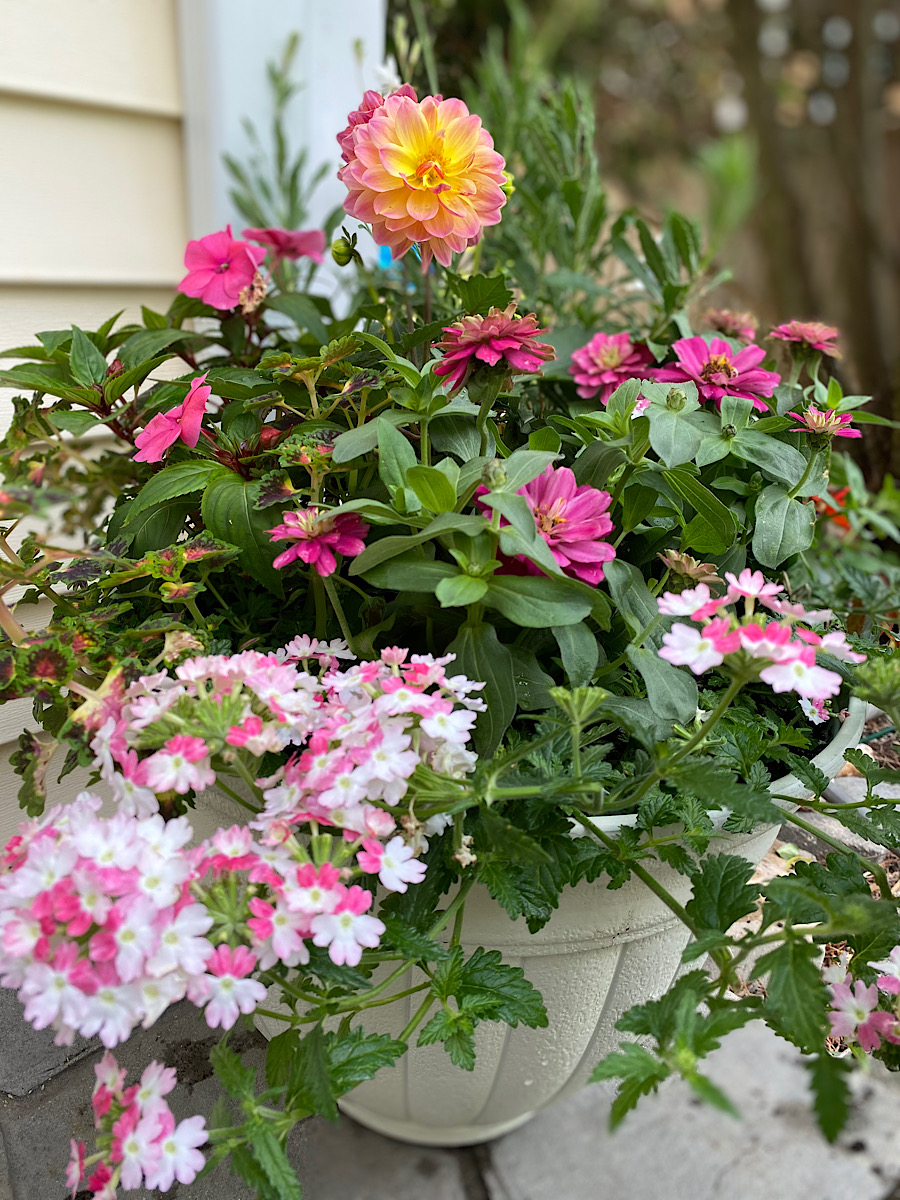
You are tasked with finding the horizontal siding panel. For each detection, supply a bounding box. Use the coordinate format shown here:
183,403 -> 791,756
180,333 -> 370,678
0,284 -> 178,433
0,0 -> 182,117
0,98 -> 187,285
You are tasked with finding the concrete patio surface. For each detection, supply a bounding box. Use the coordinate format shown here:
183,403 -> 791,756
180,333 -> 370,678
2,997 -> 899,1200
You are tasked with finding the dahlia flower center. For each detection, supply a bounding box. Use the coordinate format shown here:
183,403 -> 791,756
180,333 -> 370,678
701,353 -> 738,383
534,498 -> 568,533
414,157 -> 447,191
595,346 -> 624,368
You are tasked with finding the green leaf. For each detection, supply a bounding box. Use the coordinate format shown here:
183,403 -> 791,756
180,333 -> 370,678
731,429 -> 807,486
603,559 -> 660,641
265,1029 -> 297,1090
49,410 -> 104,435
573,439 -> 628,489
450,272 -> 513,314
113,496 -> 194,553
350,513 -> 485,575
807,1053 -> 852,1142
118,328 -> 197,370
407,465 -> 457,513
685,855 -> 760,932
719,395 -> 754,431
553,622 -> 599,686
751,485 -> 816,568
756,940 -> 827,1051
331,410 -> 420,463
418,1008 -> 477,1070
285,1024 -> 337,1120
126,461 -> 228,523
210,1039 -> 255,1099
529,427 -> 562,453
69,326 -> 108,386
509,646 -> 556,710
457,947 -> 549,1028
267,291 -> 330,344
435,575 -> 488,606
377,418 -> 417,494
495,449 -> 560,492
590,1043 -> 670,1128
201,474 -> 284,593
103,354 -> 169,402
662,469 -> 737,548
325,1029 -> 407,1095
380,916 -> 449,963
479,809 -> 553,867
448,622 -> 516,756
0,363 -> 93,402
626,645 -> 698,723
647,408 -> 706,467
359,552 -> 457,593
250,1122 -> 303,1200
485,574 -> 592,627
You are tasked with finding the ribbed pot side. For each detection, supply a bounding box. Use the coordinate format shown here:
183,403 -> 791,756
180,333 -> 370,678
253,699 -> 866,1147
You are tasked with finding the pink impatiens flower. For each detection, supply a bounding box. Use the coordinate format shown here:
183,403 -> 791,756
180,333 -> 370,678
242,227 -> 326,264
133,373 -> 212,464
770,320 -> 840,359
511,465 -> 616,586
828,978 -> 897,1051
267,507 -> 369,576
789,405 -> 860,439
655,336 -> 780,410
433,304 -> 555,393
178,225 -> 266,310
569,331 -> 656,402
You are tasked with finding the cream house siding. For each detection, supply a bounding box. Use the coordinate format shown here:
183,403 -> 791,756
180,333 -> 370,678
0,0 -> 188,825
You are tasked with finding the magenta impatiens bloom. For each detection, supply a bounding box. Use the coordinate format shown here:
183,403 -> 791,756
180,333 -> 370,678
178,225 -> 266,310
339,91 -> 507,269
433,304 -> 554,392
770,320 -> 840,358
515,465 -> 616,585
655,336 -> 780,410
242,227 -> 326,264
790,404 -> 860,439
133,373 -> 211,464
267,507 -> 369,576
569,332 -> 656,402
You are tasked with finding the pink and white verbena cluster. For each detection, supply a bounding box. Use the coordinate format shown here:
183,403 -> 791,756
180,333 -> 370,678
825,948 -> 900,1054
656,568 -> 865,708
67,1053 -> 206,1196
0,640 -> 483,1051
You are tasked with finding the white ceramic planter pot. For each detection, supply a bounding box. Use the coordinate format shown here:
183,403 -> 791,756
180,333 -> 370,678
254,699 -> 866,1147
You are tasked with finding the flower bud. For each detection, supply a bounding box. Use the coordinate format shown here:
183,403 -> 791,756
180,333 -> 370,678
105,358 -> 123,379
331,237 -> 361,267
666,387 -> 687,412
481,459 -> 508,490
722,424 -> 737,439
501,170 -> 516,200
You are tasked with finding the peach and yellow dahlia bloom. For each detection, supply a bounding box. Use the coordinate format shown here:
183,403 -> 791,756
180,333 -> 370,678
338,93 -> 507,270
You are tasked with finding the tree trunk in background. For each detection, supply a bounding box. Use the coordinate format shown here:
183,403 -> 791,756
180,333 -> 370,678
730,0 -> 817,318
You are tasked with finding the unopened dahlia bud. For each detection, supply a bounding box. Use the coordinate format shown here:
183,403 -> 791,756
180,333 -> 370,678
331,237 -> 361,267
501,170 -> 516,199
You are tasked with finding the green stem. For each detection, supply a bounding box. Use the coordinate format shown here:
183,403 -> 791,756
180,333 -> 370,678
213,776 -> 263,814
787,451 -> 819,500
312,574 -> 327,640
473,376 -> 504,455
227,756 -> 265,807
322,574 -> 357,652
400,994 -> 436,1044
782,808 -> 894,901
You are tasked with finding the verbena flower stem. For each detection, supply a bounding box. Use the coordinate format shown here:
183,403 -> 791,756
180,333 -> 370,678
226,756 -> 266,807
400,994 -> 437,1043
781,807 -> 894,901
212,776 -> 263,814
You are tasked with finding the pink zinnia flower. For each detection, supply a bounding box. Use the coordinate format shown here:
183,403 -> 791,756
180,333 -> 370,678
337,84 -> 418,164
133,373 -> 212,464
770,320 -> 840,358
433,304 -> 554,393
339,92 -> 507,269
789,405 -> 860,439
569,332 -> 656,402
704,309 -> 758,343
655,336 -> 780,410
485,465 -> 615,586
267,507 -> 369,576
242,227 -> 326,264
178,225 -> 266,310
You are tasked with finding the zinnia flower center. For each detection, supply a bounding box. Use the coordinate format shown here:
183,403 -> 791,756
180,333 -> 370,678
701,353 -> 738,383
595,346 -> 624,368
534,498 -> 568,533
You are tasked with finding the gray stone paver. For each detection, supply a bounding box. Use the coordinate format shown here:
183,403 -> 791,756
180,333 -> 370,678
2,998 -> 899,1198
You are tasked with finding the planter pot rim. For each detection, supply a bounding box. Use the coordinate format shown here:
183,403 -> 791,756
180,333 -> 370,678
587,695 -> 867,835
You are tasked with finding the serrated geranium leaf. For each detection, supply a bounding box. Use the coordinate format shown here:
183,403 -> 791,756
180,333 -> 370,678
685,855 -> 760,933
756,940 -> 827,1052
590,1042 -> 671,1128
807,1053 -> 852,1142
326,1028 -> 407,1095
418,1008 -> 477,1070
